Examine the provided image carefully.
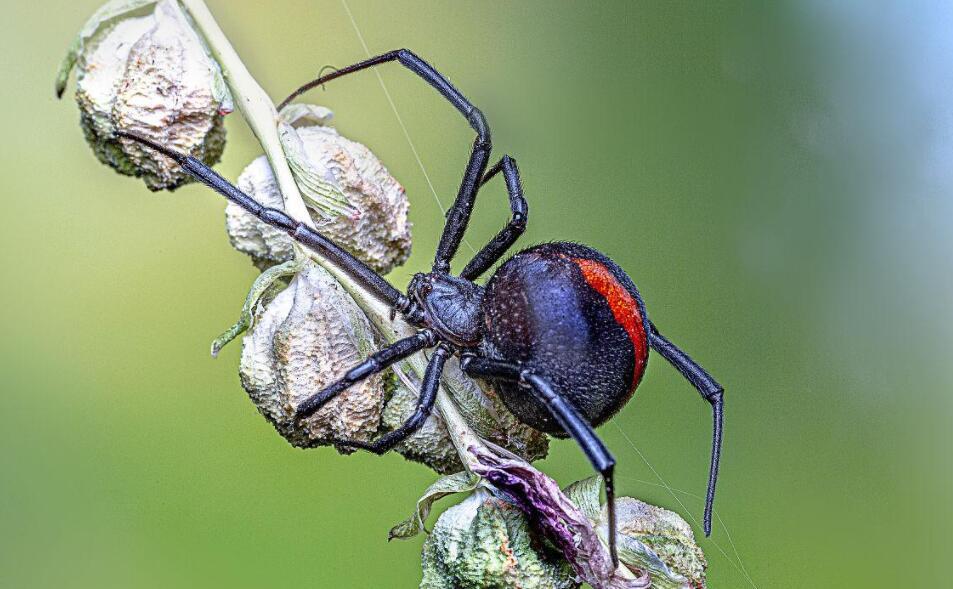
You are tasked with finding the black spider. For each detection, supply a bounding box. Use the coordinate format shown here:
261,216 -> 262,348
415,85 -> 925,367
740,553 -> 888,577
117,49 -> 724,567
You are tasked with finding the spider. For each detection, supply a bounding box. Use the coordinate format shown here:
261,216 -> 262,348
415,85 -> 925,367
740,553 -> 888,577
117,49 -> 724,568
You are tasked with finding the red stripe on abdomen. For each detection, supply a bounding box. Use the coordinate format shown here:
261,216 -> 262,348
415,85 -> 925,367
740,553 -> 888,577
572,258 -> 649,389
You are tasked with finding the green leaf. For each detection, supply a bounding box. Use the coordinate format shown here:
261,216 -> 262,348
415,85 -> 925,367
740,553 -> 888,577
55,0 -> 157,98
388,471 -> 480,540
278,103 -> 334,128
210,257 -> 302,357
615,534 -> 688,589
562,476 -> 603,521
277,122 -> 358,218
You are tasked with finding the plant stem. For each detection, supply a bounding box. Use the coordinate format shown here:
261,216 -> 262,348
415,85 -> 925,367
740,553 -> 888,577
178,0 -> 486,471
179,0 -> 310,225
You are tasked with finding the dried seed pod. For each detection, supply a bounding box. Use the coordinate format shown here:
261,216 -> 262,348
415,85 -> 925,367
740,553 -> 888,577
420,488 -> 578,589
438,358 -> 549,463
239,262 -> 384,448
238,260 -> 461,473
225,112 -> 412,274
226,156 -> 295,270
62,0 -> 231,191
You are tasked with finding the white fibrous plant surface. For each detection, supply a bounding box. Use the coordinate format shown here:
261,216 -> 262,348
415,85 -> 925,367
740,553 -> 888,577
238,262 -> 384,447
236,260 -> 464,473
70,0 -> 230,190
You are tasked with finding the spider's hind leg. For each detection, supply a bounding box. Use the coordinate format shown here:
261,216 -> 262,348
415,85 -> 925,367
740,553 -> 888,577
459,155 -> 528,281
648,321 -> 724,537
460,356 -> 620,569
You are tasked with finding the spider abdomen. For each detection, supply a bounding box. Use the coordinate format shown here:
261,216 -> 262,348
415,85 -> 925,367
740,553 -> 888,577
481,242 -> 650,436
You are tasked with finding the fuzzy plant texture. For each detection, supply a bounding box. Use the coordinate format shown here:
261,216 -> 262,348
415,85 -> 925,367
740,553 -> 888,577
56,1 -> 708,587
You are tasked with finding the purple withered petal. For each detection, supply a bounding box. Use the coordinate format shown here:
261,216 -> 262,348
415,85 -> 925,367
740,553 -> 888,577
471,447 -> 650,589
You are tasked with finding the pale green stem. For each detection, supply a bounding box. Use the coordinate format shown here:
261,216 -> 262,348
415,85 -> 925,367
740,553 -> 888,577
178,0 -> 486,472
179,0 -> 310,225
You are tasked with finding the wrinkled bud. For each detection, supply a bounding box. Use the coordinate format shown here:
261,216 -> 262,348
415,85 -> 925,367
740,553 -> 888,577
438,360 -> 549,464
565,477 -> 707,589
420,488 -> 578,589
608,499 -> 707,589
238,261 -> 461,472
239,261 -> 384,447
226,155 -> 295,269
60,0 -> 230,191
226,108 -> 411,273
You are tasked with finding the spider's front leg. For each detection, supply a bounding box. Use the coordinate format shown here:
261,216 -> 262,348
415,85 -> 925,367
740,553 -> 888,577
295,330 -> 437,419
281,50 -> 511,275
459,155 -> 528,281
114,132 -> 418,320
318,344 -> 451,455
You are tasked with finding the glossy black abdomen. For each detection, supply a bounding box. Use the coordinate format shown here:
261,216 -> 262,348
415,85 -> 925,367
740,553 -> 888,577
481,242 -> 650,436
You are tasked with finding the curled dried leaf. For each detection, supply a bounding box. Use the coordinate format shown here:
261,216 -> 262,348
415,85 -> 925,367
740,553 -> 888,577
279,103 -> 335,128
471,449 -> 648,589
389,471 -> 480,540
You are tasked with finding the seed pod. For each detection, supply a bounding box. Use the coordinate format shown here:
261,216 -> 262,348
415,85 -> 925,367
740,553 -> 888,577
61,0 -> 230,191
420,488 -> 579,589
610,499 -> 708,589
438,358 -> 549,463
226,110 -> 412,274
565,477 -> 707,589
381,363 -> 464,474
238,260 -> 462,473
239,261 -> 384,448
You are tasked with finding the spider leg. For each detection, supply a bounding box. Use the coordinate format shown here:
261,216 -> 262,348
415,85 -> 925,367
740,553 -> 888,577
648,321 -> 724,537
460,356 -> 620,569
114,132 -> 418,318
296,330 -> 437,420
326,344 -> 451,455
459,156 -> 527,281
279,49 -> 493,274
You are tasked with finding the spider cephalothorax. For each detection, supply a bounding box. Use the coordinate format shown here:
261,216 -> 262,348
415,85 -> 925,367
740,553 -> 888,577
407,272 -> 484,347
117,48 -> 725,568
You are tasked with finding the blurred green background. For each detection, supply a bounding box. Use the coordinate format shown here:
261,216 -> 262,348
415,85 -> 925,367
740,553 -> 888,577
2,1 -> 951,587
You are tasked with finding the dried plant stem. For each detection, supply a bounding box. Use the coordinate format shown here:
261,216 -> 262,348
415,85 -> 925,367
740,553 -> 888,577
178,0 -> 487,472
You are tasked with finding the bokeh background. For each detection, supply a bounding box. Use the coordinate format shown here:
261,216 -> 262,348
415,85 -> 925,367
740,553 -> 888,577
2,1 -> 951,587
